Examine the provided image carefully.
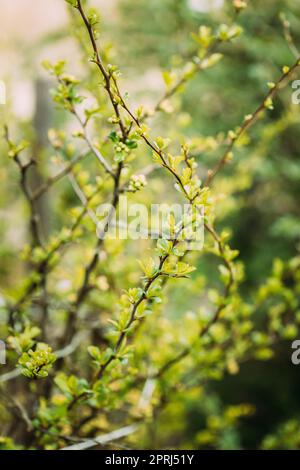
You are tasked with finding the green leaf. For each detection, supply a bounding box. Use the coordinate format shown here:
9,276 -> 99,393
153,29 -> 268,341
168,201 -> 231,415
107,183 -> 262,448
65,0 -> 78,7
109,131 -> 119,143
139,257 -> 158,278
156,239 -> 173,256
155,136 -> 171,150
87,346 -> 102,362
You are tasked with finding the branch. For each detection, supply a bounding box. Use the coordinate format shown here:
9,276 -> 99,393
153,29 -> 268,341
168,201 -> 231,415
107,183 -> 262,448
71,105 -> 115,178
4,126 -> 44,248
60,161 -> 123,346
62,424 -> 139,450
280,13 -> 299,59
77,0 -> 128,141
8,181 -> 100,320
61,375 -> 155,450
32,150 -> 89,200
204,56 -> 300,186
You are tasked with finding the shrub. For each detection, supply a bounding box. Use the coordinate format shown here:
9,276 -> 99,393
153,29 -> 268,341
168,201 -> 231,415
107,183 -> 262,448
0,0 -> 300,450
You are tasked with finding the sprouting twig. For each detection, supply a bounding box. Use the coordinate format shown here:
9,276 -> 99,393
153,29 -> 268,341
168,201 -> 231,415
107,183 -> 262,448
4,126 -> 44,248
204,56 -> 300,186
280,12 -> 299,59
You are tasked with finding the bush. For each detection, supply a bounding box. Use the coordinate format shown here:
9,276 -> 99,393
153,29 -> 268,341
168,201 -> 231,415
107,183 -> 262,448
0,0 -> 300,450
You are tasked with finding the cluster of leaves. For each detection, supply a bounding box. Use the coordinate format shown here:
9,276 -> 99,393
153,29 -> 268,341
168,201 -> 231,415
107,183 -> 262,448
18,344 -> 56,379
